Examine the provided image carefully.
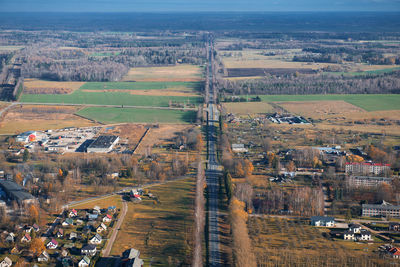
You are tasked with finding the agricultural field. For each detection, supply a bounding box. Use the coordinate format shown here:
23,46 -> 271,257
76,107 -> 196,124
122,65 -> 203,82
69,194 -> 123,211
222,102 -> 274,115
110,178 -> 195,266
0,45 -> 24,51
248,216 -> 389,266
0,105 -> 97,134
24,79 -> 85,94
254,94 -> 400,111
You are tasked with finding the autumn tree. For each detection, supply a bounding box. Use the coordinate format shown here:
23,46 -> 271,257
243,159 -> 254,177
14,172 -> 23,185
28,205 -> 39,224
287,161 -> 296,172
29,238 -> 45,257
235,161 -> 245,177
195,133 -> 204,152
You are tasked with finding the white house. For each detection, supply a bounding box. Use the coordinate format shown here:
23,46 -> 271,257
69,209 -> 78,218
89,233 -> 102,245
81,244 -> 97,257
47,239 -> 58,249
38,250 -> 49,262
21,233 -> 31,243
310,216 -> 335,227
78,256 -> 91,267
96,223 -> 107,233
5,233 -> 15,243
0,257 -> 12,267
344,230 -> 355,240
359,229 -> 372,241
231,144 -> 248,153
348,223 -> 362,234
103,214 -> 112,223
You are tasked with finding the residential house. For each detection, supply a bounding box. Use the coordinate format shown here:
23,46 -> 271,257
93,206 -> 101,214
348,223 -> 362,233
121,248 -> 144,267
88,214 -> 98,221
362,200 -> 400,218
0,257 -> 12,267
57,228 -> 64,238
21,233 -> 31,243
310,216 -> 335,227
38,250 -> 49,262
345,162 -> 390,175
96,223 -> 107,233
89,233 -> 102,245
344,230 -> 355,240
231,144 -> 248,153
24,225 -> 33,233
387,246 -> 400,259
390,223 -> 400,232
69,209 -> 78,218
76,219 -> 84,225
69,232 -> 78,240
32,223 -> 40,232
78,256 -> 91,267
5,233 -> 15,243
359,229 -> 372,241
81,244 -> 97,257
62,218 -> 74,227
107,206 -> 116,213
343,228 -> 372,241
47,239 -> 58,249
60,248 -> 69,257
103,214 -> 112,223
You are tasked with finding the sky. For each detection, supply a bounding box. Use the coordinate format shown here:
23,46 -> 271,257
1,0 -> 400,12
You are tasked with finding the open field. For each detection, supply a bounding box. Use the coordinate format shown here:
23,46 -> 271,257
0,45 -> 25,51
253,94 -> 400,111
24,79 -> 85,94
249,216 -> 388,266
222,102 -> 274,115
102,124 -> 148,146
69,194 -> 123,211
122,65 -> 203,82
76,107 -> 196,124
111,178 -> 195,266
79,81 -> 201,91
135,124 -> 193,154
20,90 -> 202,107
0,105 -> 97,134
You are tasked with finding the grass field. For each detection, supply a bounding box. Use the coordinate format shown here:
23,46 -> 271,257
328,67 -> 400,76
20,90 -> 202,107
76,107 -> 196,124
122,65 -> 203,82
69,194 -> 123,211
222,102 -> 274,115
79,81 -> 202,91
111,178 -> 195,266
253,94 -> 400,111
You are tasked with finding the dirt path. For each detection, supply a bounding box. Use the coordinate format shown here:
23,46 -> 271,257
103,199 -> 128,257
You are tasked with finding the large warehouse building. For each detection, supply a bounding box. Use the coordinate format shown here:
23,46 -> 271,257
86,135 -> 119,153
0,180 -> 36,206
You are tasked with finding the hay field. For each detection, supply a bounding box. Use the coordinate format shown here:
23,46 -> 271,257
122,65 -> 203,82
24,79 -> 85,94
111,178 -> 195,266
0,105 -> 97,134
223,102 -> 274,115
76,107 -> 196,124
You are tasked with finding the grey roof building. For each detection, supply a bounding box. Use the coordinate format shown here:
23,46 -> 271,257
87,136 -> 119,153
362,201 -> 400,217
0,180 -> 36,205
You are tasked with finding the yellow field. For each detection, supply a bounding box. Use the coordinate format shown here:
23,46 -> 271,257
223,102 -> 274,115
0,105 -> 97,134
24,79 -> 85,94
111,178 -> 195,266
122,65 -> 203,82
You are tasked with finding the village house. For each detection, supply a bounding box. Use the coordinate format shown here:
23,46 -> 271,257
57,228 -> 64,238
344,228 -> 372,241
32,223 -> 40,232
62,218 -> 74,227
5,232 -> 15,243
69,209 -> 78,218
24,225 -> 33,233
96,223 -> 107,233
390,223 -> 400,232
76,219 -> 84,225
386,246 -> 400,259
121,248 -> 144,267
47,238 -> 58,249
88,213 -> 98,221
21,233 -> 31,243
310,216 -> 335,227
38,250 -> 49,262
0,257 -> 12,267
81,244 -> 97,256
78,256 -> 91,267
108,206 -> 117,213
69,232 -> 78,240
103,214 -> 112,223
89,233 -> 102,245
93,206 -> 101,214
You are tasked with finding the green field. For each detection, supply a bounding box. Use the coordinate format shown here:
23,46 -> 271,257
76,107 -> 196,124
20,90 -> 202,107
252,94 -> 400,111
329,67 -> 400,77
79,81 -> 202,91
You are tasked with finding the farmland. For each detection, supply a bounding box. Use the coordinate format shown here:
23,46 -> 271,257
254,94 -> 400,111
110,178 -> 195,266
0,105 -> 97,134
79,81 -> 201,92
24,79 -> 85,94
76,107 -> 197,124
222,102 -> 274,115
122,64 -> 203,82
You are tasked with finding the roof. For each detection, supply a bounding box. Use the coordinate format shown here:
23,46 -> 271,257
1,256 -> 12,265
71,209 -> 77,214
87,135 -> 118,149
106,214 -> 112,219
92,233 -> 102,240
23,233 -> 31,240
363,201 -> 400,210
123,248 -> 140,259
81,256 -> 91,264
0,180 -> 35,202
82,244 -> 96,251
49,239 -> 58,245
311,216 -> 335,222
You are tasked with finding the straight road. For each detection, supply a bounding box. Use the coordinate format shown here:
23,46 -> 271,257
206,39 -> 222,267
103,200 -> 128,257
